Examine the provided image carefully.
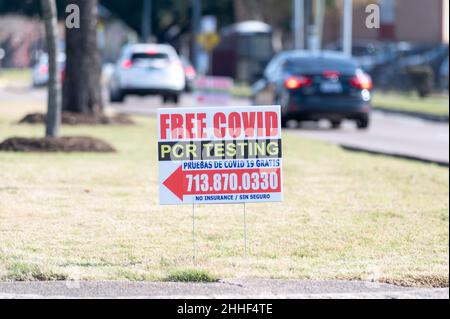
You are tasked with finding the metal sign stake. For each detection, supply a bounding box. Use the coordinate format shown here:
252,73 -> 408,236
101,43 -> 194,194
192,202 -> 196,266
244,203 -> 247,258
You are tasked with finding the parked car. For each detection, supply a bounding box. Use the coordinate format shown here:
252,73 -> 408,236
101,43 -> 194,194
439,56 -> 449,91
180,55 -> 197,92
326,40 -> 394,73
375,43 -> 448,92
252,50 -> 372,129
109,44 -> 186,104
31,52 -> 66,87
0,48 -> 5,68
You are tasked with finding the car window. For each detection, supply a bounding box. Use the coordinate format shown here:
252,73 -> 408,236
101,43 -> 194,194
264,53 -> 287,80
285,57 -> 358,75
131,52 -> 169,61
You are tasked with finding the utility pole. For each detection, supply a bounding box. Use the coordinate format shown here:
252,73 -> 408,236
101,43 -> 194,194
192,0 -> 201,70
314,0 -> 325,52
305,0 -> 314,50
342,0 -> 353,56
293,0 -> 305,50
141,0 -> 152,43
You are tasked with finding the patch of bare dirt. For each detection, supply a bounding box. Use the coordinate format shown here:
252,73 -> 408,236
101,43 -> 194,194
19,112 -> 135,126
381,274 -> 449,288
0,137 -> 116,153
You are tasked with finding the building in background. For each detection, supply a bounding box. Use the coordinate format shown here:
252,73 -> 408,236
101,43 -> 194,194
324,0 -> 449,45
0,15 -> 43,68
394,0 -> 448,44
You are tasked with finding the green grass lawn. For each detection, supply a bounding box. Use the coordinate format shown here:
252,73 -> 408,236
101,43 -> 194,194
231,84 -> 252,99
0,68 -> 31,86
372,92 -> 449,117
0,102 -> 448,287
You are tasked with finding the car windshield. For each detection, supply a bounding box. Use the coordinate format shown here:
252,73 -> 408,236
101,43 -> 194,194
285,57 -> 358,75
129,52 -> 171,68
131,52 -> 169,62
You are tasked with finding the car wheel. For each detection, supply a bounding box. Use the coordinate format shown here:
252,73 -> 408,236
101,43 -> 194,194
163,95 -> 180,104
172,94 -> 180,105
276,90 -> 291,122
356,115 -> 370,130
331,120 -> 342,129
109,89 -> 124,103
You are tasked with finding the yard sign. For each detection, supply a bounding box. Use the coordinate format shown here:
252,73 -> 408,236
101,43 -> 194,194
192,76 -> 234,105
158,106 -> 283,205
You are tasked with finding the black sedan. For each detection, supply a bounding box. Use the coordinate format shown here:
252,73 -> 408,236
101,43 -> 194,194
252,51 -> 372,129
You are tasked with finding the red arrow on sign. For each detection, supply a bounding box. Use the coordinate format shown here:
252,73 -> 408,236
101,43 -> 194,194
163,166 -> 281,201
163,166 -> 185,200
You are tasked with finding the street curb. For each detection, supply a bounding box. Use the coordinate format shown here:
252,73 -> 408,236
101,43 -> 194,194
0,280 -> 447,299
374,107 -> 449,123
1,289 -> 448,299
341,145 -> 449,168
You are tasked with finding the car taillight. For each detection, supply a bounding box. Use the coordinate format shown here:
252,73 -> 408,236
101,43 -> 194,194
284,76 -> 313,89
39,65 -> 48,74
122,59 -> 133,69
185,66 -> 196,77
350,73 -> 373,90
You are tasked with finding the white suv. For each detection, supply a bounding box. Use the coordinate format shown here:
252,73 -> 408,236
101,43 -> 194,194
109,44 -> 186,104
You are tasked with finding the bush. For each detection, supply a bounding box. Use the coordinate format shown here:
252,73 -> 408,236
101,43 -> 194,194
406,65 -> 434,98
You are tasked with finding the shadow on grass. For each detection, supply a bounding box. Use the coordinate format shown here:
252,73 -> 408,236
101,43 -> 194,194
0,136 -> 116,153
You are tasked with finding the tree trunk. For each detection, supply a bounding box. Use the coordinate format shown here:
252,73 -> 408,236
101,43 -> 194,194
41,0 -> 61,137
63,0 -> 103,114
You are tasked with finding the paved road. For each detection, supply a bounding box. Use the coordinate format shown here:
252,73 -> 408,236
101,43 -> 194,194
0,280 -> 448,299
289,112 -> 449,165
111,94 -> 449,165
